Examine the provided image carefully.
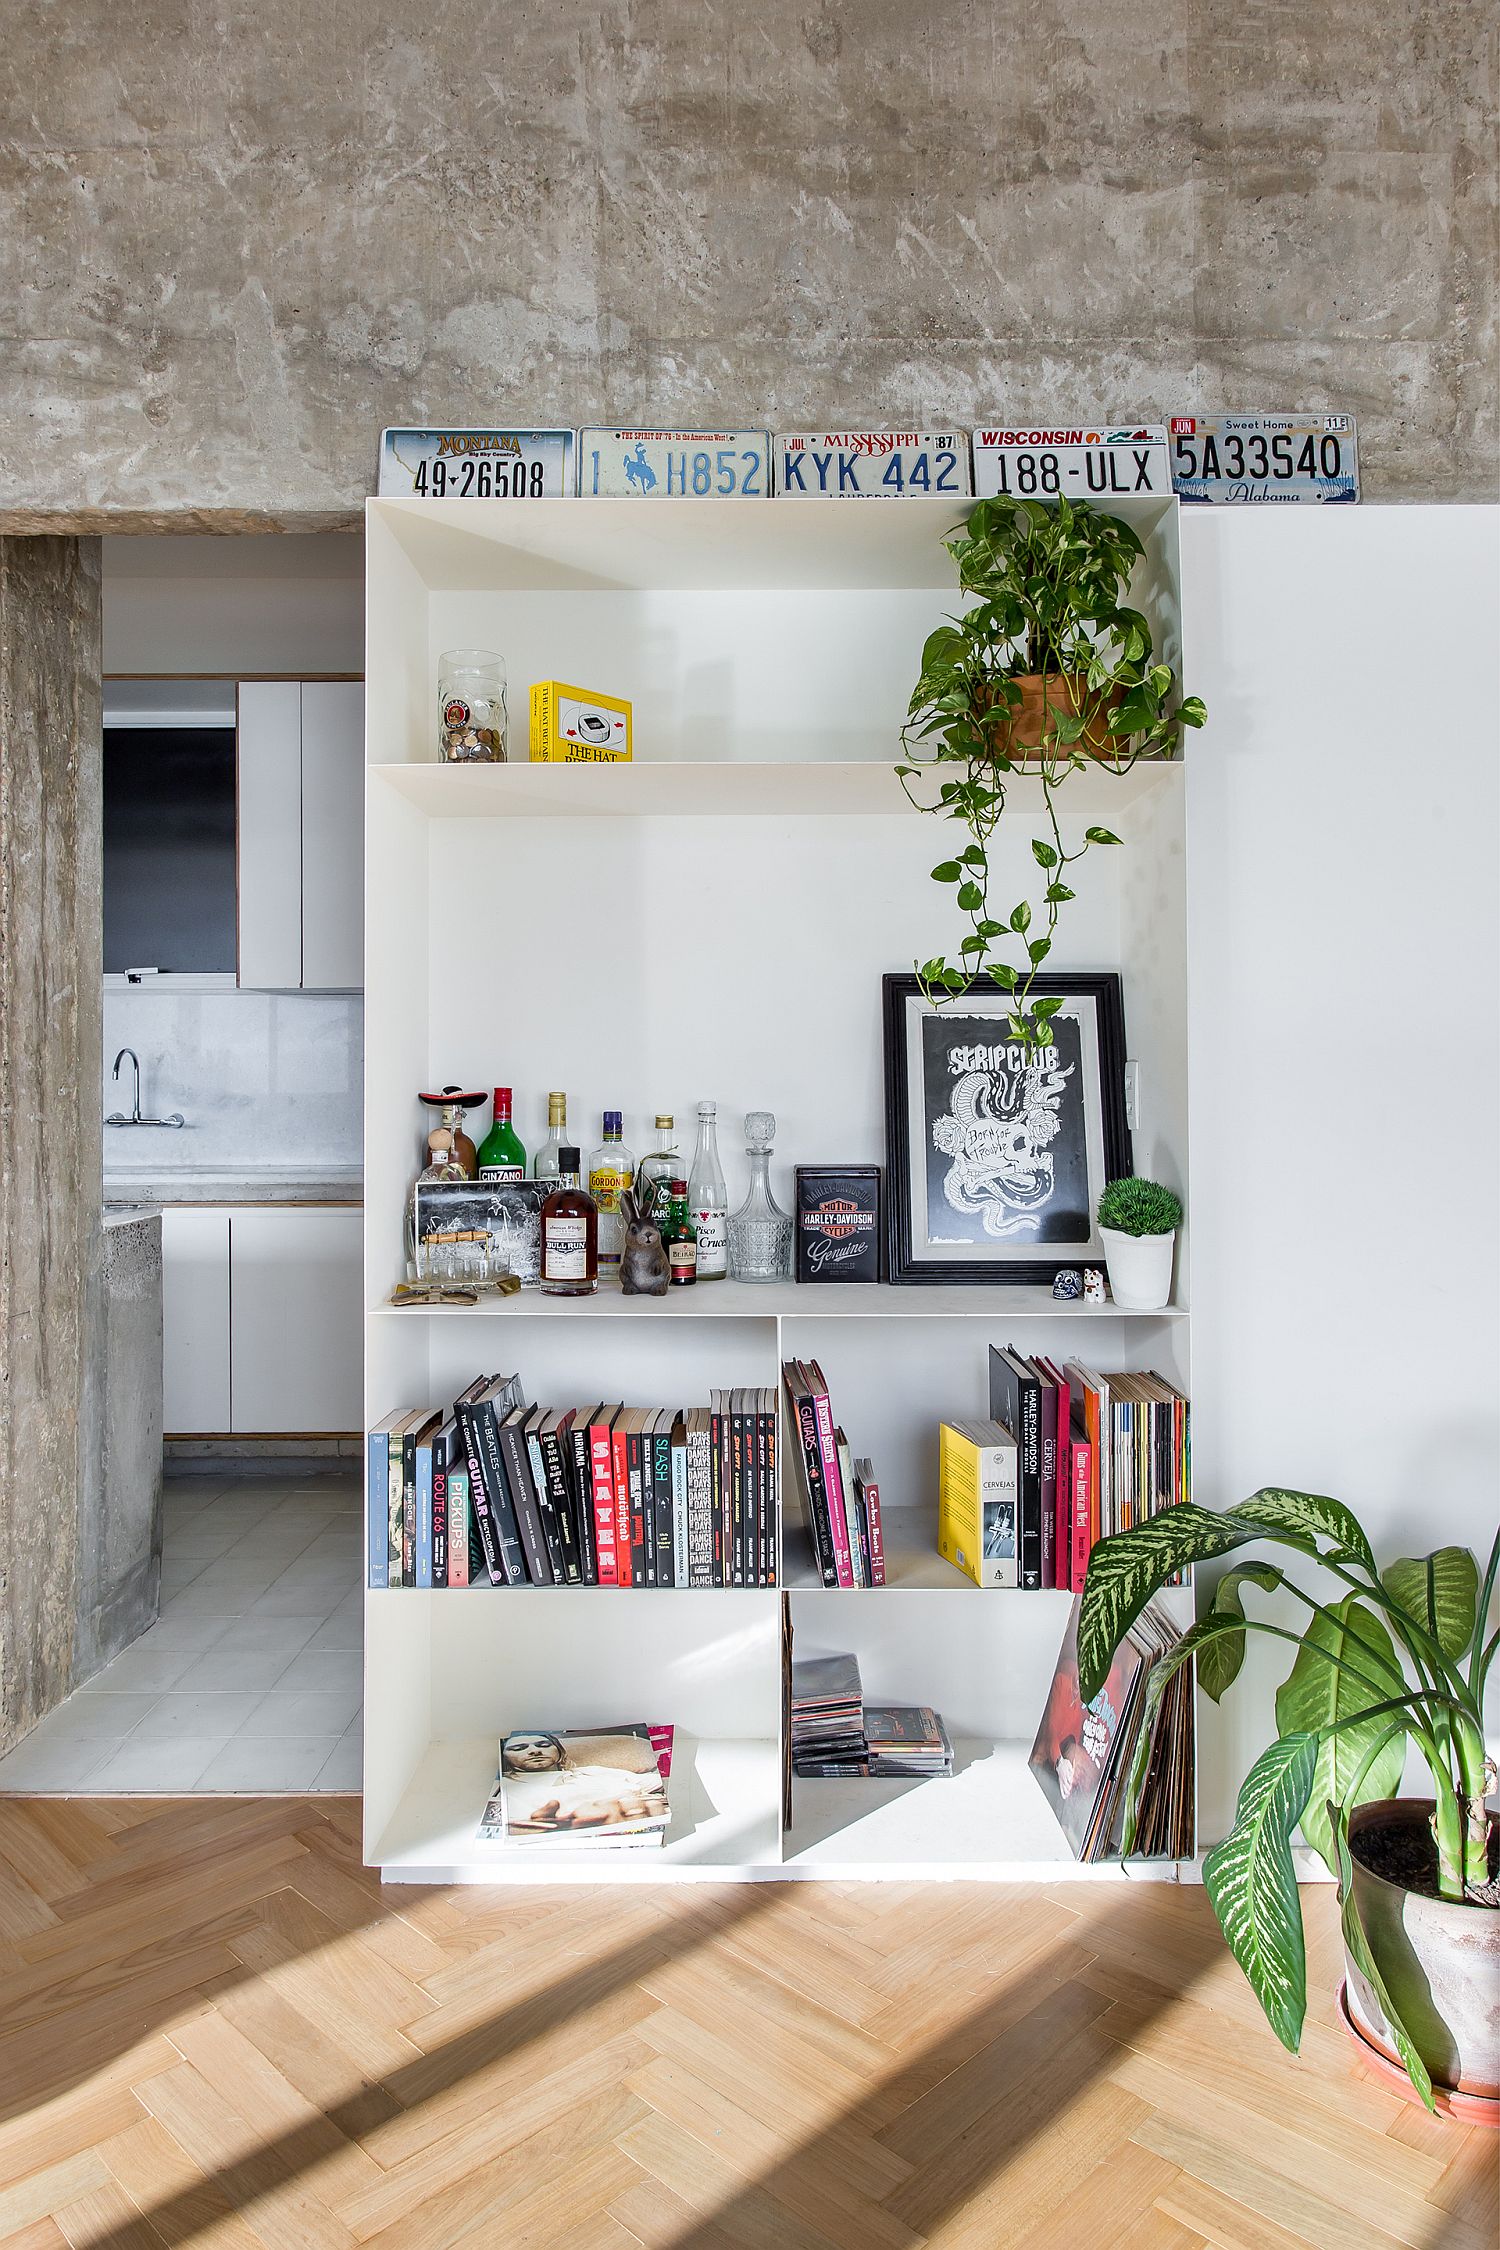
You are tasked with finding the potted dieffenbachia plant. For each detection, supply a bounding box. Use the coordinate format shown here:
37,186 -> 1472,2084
1096,1177 -> 1181,1311
1079,1491 -> 1499,2115
897,493 -> 1205,1047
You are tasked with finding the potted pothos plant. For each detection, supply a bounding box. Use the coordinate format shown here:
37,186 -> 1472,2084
896,493 -> 1205,1046
1078,1489 -> 1499,2117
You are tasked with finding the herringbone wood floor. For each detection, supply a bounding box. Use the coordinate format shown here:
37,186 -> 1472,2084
0,1796 -> 1490,2250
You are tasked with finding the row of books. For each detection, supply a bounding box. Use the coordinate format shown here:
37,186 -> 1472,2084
939,1349 -> 1190,1590
782,1359 -> 885,1587
790,1650 -> 954,1780
478,1725 -> 675,1850
367,1377 -> 779,1587
1030,1597 -> 1195,1861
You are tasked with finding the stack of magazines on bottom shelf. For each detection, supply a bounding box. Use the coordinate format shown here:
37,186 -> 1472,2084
791,1651 -> 953,1780
1028,1597 -> 1194,1862
478,1724 -> 675,1851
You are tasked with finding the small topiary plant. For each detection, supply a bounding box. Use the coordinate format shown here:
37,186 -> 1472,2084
1097,1177 -> 1182,1237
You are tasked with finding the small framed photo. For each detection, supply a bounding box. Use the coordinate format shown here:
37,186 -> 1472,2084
882,973 -> 1132,1286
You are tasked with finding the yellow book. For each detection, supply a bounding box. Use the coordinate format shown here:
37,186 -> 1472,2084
530,680 -> 632,762
938,1419 -> 1019,1588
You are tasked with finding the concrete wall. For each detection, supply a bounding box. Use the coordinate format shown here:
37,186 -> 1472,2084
0,1 -> 1491,530
0,536 -> 103,1753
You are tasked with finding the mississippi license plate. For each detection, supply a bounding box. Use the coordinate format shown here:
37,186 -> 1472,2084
1169,414 -> 1359,503
377,428 -> 574,499
579,429 -> 770,497
775,431 -> 971,498
971,425 -> 1171,501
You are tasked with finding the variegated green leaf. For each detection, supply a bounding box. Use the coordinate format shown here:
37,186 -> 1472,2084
1381,1548 -> 1480,1659
1330,1806 -> 1435,2111
1198,1563 -> 1284,1702
1274,1595 -> 1407,1874
1235,1488 -> 1376,1575
1203,1732 -> 1317,2053
1077,1505 -> 1265,1703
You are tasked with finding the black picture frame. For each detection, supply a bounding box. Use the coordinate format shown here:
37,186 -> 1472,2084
882,972 -> 1133,1286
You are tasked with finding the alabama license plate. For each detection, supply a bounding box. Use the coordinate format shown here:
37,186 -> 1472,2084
971,424 -> 1171,502
775,431 -> 972,498
377,428 -> 574,499
578,429 -> 771,497
1169,414 -> 1359,503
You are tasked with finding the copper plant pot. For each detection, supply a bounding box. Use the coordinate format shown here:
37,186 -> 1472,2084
984,673 -> 1125,763
1344,1798 -> 1500,2106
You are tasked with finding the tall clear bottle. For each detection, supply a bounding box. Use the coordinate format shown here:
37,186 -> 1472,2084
727,1110 -> 793,1282
687,1100 -> 729,1279
533,1091 -> 569,1182
587,1110 -> 634,1276
636,1114 -> 680,1219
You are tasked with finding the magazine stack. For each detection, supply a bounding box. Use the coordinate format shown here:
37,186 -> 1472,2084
478,1724 -> 675,1851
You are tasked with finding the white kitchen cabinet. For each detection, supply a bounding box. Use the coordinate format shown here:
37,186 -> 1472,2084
237,679 -> 363,991
227,1207 -> 364,1433
160,1208 -> 232,1434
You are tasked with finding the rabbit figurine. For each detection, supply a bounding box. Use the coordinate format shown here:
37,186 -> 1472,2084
619,1185 -> 670,1296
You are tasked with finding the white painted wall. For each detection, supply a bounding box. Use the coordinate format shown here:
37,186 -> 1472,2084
1183,505 -> 1500,1842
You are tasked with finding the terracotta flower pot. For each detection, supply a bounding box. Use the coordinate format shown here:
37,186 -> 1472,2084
1344,1798 -> 1500,2106
986,673 -> 1124,763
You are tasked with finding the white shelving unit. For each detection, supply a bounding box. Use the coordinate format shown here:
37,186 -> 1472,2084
363,494 -> 1195,1885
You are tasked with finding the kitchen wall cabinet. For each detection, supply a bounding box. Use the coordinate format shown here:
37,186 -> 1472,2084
160,1205 -> 362,1435
160,1208 -> 232,1433
238,680 -> 364,991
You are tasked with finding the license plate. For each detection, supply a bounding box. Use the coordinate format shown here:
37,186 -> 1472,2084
775,431 -> 971,498
971,425 -> 1171,501
377,428 -> 574,499
579,429 -> 770,497
1169,414 -> 1359,503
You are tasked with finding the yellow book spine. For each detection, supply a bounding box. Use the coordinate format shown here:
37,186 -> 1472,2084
938,1424 -> 983,1588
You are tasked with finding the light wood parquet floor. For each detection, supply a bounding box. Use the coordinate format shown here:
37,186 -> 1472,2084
0,1794 -> 1491,2250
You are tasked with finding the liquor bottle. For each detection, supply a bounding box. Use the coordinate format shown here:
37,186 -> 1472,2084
657,1180 -> 698,1286
476,1087 -> 527,1182
533,1091 -> 569,1182
687,1100 -> 729,1279
637,1114 -> 680,1218
727,1110 -> 793,1281
539,1150 -> 598,1296
587,1110 -> 634,1273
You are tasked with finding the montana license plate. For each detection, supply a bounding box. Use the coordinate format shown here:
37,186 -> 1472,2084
1169,414 -> 1359,503
971,425 -> 1171,501
776,431 -> 971,498
579,429 -> 771,497
377,428 -> 574,499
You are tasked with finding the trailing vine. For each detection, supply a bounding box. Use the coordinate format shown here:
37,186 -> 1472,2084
896,493 -> 1205,1046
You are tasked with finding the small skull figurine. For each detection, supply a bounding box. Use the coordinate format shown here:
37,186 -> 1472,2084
1051,1268 -> 1084,1301
618,1186 -> 670,1297
1083,1266 -> 1107,1305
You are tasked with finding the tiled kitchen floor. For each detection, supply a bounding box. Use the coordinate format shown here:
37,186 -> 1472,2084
0,1473 -> 363,1794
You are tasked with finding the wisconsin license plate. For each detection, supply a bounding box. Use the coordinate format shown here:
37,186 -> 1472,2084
377,428 -> 574,499
775,431 -> 971,498
971,425 -> 1171,501
1169,414 -> 1359,503
579,429 -> 770,497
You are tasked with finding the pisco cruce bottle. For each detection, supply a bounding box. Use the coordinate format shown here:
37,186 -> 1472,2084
688,1100 -> 729,1279
540,1149 -> 598,1297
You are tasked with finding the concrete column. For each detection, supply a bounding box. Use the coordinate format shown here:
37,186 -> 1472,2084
0,536 -> 102,1754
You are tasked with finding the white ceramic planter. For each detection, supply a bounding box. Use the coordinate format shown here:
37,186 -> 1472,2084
1100,1225 -> 1175,1311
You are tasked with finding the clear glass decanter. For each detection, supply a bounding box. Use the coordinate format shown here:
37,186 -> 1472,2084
727,1110 -> 793,1282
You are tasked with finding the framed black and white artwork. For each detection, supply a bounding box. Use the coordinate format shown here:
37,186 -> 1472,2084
882,973 -> 1132,1285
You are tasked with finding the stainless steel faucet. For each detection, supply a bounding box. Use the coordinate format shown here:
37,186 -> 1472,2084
106,1048 -> 184,1129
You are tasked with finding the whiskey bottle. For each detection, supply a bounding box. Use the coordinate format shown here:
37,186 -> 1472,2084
534,1091 -> 569,1182
687,1100 -> 729,1279
637,1114 -> 680,1219
587,1110 -> 634,1273
540,1150 -> 598,1297
476,1087 -> 527,1182
658,1179 -> 698,1287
